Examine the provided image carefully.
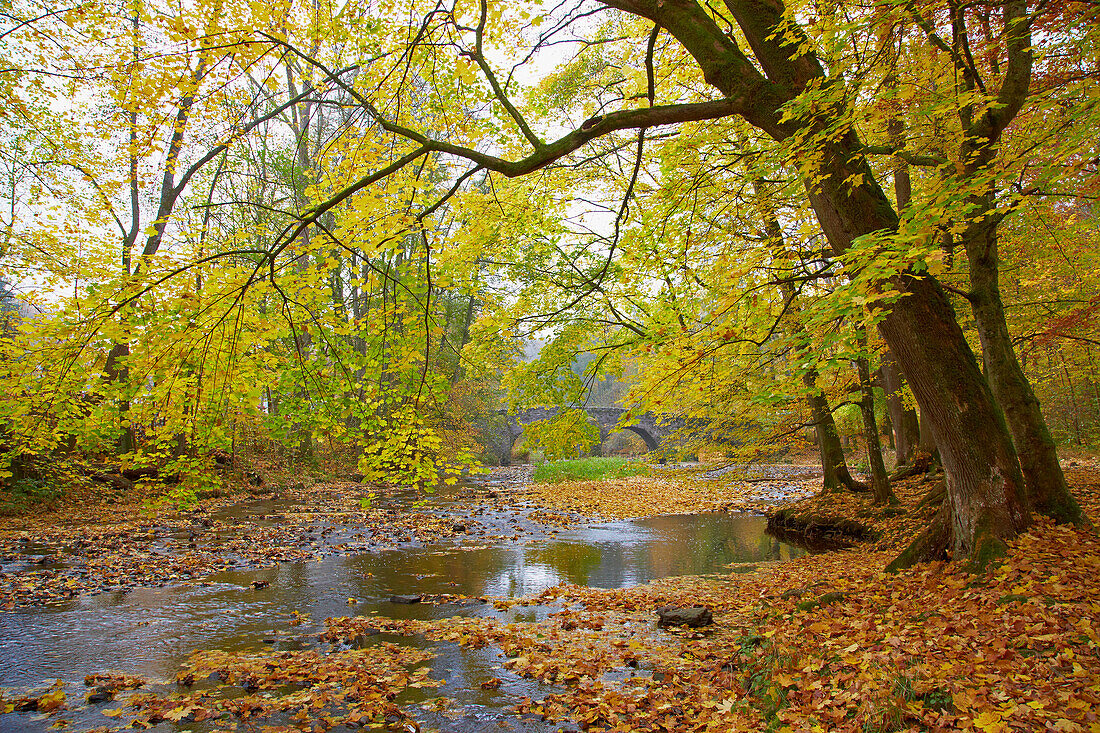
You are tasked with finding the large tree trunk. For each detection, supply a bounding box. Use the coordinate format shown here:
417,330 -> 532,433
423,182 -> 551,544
880,349 -> 920,467
793,133 -> 1031,565
964,213 -> 1087,526
873,272 -> 1030,564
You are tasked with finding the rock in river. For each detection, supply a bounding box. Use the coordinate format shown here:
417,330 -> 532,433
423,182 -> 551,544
390,594 -> 423,604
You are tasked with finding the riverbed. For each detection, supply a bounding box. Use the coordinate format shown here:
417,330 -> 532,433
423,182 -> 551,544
0,465 -> 816,732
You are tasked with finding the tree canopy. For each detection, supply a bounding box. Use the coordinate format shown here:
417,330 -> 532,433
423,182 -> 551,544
1,0 -> 1098,565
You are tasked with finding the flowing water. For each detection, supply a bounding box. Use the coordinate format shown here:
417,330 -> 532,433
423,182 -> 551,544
0,469 -> 813,732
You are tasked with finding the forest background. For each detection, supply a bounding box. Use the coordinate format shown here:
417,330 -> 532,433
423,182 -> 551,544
0,0 -> 1098,568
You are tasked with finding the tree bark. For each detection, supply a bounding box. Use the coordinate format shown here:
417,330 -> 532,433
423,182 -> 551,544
917,405 -> 938,459
881,406 -> 895,450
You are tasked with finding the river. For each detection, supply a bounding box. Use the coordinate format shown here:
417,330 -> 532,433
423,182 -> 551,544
0,467 -> 813,732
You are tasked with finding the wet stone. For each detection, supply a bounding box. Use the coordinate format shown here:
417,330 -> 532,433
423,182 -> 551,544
86,687 -> 114,704
656,605 -> 714,628
352,630 -> 381,648
390,594 -> 423,604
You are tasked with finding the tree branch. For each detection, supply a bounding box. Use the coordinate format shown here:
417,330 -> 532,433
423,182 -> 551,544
373,98 -> 745,177
861,144 -> 947,168
467,0 -> 544,148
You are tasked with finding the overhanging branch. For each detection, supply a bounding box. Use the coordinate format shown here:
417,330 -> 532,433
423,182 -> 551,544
373,98 -> 744,178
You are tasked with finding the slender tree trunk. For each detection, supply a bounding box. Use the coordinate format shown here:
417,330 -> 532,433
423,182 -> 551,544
881,45 -> 920,470
855,350 -> 896,504
880,349 -> 920,466
104,10 -> 142,456
804,370 -> 866,494
1060,352 -> 1084,447
965,212 -> 1086,525
881,406 -> 895,450
287,62 -> 320,462
755,175 -> 865,496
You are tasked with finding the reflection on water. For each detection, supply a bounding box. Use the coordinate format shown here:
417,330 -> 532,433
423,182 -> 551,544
0,505 -> 805,731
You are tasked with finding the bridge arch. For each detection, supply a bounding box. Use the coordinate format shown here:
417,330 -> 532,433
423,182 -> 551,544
619,424 -> 659,452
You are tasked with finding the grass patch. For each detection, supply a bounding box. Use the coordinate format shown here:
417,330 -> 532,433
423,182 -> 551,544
532,456 -> 650,484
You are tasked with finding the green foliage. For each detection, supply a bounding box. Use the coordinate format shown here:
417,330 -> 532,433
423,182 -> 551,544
531,456 -> 650,484
521,409 -> 600,462
1,0 -> 1096,553
142,455 -> 222,512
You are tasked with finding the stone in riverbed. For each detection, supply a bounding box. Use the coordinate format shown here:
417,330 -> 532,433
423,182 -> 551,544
357,627 -> 381,638
86,688 -> 114,704
656,605 -> 713,628
390,594 -> 423,604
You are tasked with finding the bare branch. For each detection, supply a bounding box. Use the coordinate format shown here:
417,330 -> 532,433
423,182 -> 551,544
374,98 -> 745,177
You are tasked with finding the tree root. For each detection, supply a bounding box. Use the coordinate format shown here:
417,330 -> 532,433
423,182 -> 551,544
767,509 -> 877,548
964,528 -> 1009,574
886,504 -> 951,572
889,451 -> 935,482
916,480 -> 947,509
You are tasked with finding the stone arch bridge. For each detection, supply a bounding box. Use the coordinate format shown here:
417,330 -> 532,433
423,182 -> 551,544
490,407 -> 689,465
